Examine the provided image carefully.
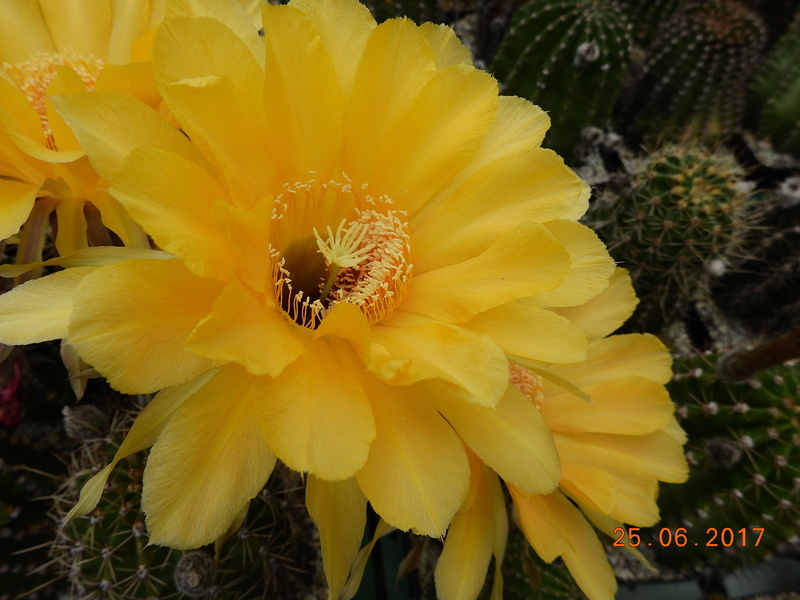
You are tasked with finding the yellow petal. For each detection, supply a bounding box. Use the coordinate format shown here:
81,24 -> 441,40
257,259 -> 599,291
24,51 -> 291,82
413,149 -> 586,270
419,22 -> 473,68
509,487 -> 571,563
463,299 -> 587,364
94,62 -> 161,108
545,492 -> 618,600
262,4 -> 343,182
343,18 -> 435,184
155,15 -> 271,203
142,365 -> 277,548
0,178 -> 38,240
65,370 -> 216,522
435,455 -> 501,600
0,2 -> 55,62
510,489 -> 617,600
371,320 -> 508,405
314,301 -> 372,365
554,268 -> 638,341
403,221 -> 570,323
255,340 -> 375,480
290,0 -> 375,97
0,246 -> 171,278
548,334 -> 673,390
166,0 -> 264,67
555,430 -> 689,484
559,463 -> 617,515
412,97 -> 554,230
356,380 -> 469,537
68,259 -> 224,394
52,91 -> 209,181
38,0 -> 110,58
435,384 -> 561,494
541,375 -> 674,435
370,64 -> 498,216
0,267 -> 95,344
534,220 -> 615,308
106,0 -> 157,63
109,147 -> 236,279
187,277 -> 306,378
306,476 -> 367,600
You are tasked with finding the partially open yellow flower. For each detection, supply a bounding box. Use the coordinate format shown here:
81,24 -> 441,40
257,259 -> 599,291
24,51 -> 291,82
0,0 -> 618,596
436,270 -> 689,600
0,0 -> 259,260
0,0 -> 169,258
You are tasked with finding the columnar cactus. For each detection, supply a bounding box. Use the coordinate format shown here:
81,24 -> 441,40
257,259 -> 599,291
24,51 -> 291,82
621,0 -> 767,144
490,0 -> 633,159
748,13 -> 800,159
615,0 -> 683,50
654,354 -> 800,567
585,144 -> 752,332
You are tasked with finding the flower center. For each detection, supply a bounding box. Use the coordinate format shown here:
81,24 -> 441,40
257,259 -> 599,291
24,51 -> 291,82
2,50 -> 104,149
269,175 -> 413,329
509,365 -> 545,407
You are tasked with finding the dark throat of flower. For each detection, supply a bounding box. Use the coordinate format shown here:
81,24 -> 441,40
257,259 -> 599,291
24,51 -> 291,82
268,175 -> 413,329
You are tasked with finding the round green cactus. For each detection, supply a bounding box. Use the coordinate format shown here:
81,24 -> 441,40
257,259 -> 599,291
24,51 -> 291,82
653,353 -> 800,567
490,0 -> 633,160
585,144 -> 752,332
52,411 -> 322,600
621,0 -> 767,144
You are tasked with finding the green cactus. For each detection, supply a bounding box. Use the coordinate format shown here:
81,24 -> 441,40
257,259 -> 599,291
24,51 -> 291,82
653,353 -> 800,568
490,0 -> 633,160
620,0 -> 767,144
585,144 -> 752,332
52,410 -> 323,600
748,13 -> 800,159
615,0 -> 683,51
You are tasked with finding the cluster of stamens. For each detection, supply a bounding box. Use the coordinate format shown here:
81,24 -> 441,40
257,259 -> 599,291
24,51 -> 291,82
269,176 -> 413,328
509,364 -> 546,407
2,50 -> 103,149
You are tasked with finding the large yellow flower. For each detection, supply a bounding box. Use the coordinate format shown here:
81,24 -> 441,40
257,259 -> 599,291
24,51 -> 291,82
0,0 -> 618,596
435,270 -> 689,600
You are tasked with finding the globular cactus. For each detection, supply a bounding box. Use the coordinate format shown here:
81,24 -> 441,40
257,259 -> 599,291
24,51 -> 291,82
748,13 -> 800,159
585,144 -> 753,333
653,354 -> 800,568
490,0 -> 633,159
52,409 -> 323,600
620,0 -> 767,144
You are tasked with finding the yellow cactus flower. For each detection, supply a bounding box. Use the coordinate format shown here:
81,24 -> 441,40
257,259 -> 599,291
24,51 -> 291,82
0,0 -> 260,261
436,270 -> 689,600
0,0 -> 619,596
